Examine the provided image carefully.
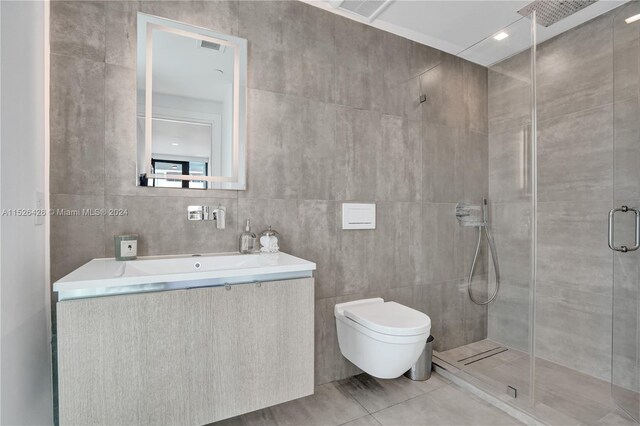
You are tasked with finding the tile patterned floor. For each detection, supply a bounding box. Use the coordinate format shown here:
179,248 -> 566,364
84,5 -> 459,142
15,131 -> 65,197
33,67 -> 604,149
214,372 -> 523,425
436,339 -> 639,426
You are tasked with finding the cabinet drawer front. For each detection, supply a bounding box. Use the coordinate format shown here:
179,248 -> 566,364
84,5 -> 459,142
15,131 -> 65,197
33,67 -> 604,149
57,290 -> 190,426
185,278 -> 314,424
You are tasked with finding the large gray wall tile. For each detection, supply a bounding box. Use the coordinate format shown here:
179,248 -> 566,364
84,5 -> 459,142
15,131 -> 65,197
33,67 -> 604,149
614,98 -> 640,202
298,99 -> 336,201
488,51 -> 531,135
377,117 -> 421,202
422,124 -> 463,203
422,203 -> 460,284
462,131 -> 489,203
420,55 -> 465,129
296,4 -> 336,103
140,1 -> 239,36
333,225 -> 375,297
242,89 -> 301,199
334,65 -> 382,112
487,278 -> 531,352
51,1 -> 105,61
105,64 -> 137,194
105,1 -> 138,69
536,281 -> 612,381
239,1 -> 333,102
537,14 -> 613,122
409,42 -> 441,79
537,201 -> 612,297
463,277 -> 489,344
334,107 -> 380,201
488,202 -> 531,283
488,126 -> 531,203
538,105 -> 613,202
291,200 -> 337,300
50,194 -> 106,283
464,61 -> 488,134
370,202 -> 422,292
613,6 -> 640,101
50,54 -> 105,196
242,90 -> 335,201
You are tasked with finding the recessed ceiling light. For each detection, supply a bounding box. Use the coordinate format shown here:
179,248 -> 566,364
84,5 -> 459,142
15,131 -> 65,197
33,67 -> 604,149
625,13 -> 640,24
171,142 -> 180,146
494,32 -> 509,41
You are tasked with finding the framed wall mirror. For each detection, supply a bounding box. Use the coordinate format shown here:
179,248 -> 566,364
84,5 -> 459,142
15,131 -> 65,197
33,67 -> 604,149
136,13 -> 247,190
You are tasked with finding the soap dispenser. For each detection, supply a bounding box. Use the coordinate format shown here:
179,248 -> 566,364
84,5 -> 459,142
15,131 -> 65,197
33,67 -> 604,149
239,219 -> 257,254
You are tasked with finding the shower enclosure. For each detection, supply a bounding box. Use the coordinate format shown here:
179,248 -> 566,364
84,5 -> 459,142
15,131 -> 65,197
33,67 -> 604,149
433,3 -> 640,424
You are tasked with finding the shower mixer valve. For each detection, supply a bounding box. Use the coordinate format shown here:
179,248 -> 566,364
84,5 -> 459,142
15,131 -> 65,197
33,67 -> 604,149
455,203 -> 485,227
456,198 -> 501,305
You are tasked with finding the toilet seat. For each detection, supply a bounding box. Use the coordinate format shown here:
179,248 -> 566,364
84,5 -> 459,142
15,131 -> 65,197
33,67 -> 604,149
343,300 -> 431,336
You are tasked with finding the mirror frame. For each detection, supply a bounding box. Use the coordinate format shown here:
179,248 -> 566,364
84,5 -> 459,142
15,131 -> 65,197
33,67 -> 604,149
137,14 -> 247,190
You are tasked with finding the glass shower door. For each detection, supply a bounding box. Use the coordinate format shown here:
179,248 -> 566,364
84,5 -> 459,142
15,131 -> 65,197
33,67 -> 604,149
611,1 -> 640,422
450,14 -> 536,408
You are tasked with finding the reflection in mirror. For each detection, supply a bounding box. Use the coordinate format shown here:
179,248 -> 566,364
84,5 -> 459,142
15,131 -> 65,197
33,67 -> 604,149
136,13 -> 247,190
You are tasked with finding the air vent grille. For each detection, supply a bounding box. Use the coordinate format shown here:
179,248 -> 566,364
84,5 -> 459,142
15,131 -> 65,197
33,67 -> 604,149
332,0 -> 392,21
517,0 -> 599,27
199,40 -> 225,53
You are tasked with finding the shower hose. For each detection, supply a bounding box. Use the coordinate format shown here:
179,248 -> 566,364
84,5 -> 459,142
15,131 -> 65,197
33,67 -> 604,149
468,222 -> 500,305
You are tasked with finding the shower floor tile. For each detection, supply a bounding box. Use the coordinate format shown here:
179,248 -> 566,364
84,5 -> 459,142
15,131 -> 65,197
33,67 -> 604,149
435,339 -> 638,425
213,372 -> 523,426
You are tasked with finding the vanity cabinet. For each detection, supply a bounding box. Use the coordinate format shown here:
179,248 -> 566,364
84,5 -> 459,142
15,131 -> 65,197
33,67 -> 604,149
56,278 -> 314,425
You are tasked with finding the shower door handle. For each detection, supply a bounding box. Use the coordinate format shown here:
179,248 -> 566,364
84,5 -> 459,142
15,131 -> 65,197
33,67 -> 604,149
608,206 -> 640,252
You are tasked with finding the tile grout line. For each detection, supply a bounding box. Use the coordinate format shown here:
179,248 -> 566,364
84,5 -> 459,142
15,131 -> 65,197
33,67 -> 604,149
365,375 -> 452,418
335,380 -> 375,418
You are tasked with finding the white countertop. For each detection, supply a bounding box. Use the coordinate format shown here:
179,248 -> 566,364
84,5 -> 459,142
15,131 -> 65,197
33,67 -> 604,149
53,252 -> 316,294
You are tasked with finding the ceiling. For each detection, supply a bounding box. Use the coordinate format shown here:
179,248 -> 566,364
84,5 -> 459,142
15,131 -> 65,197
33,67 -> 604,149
301,0 -> 628,66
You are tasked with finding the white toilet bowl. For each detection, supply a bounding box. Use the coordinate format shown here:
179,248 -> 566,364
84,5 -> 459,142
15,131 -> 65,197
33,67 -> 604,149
335,298 -> 431,379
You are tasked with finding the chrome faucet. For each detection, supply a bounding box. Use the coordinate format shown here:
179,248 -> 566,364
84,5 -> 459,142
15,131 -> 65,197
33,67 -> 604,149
211,206 -> 226,230
187,205 -> 226,229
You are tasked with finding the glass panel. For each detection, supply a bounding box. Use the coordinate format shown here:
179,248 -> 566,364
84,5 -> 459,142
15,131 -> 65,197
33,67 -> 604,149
188,162 -> 207,189
150,160 -> 186,188
530,3 -> 639,424
612,1 -> 640,422
436,16 -> 535,409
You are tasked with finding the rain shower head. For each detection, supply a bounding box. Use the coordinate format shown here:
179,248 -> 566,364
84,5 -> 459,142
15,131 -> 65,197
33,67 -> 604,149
517,0 -> 599,27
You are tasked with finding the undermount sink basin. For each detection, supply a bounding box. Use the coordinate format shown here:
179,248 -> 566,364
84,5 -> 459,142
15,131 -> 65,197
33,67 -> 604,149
53,252 -> 316,300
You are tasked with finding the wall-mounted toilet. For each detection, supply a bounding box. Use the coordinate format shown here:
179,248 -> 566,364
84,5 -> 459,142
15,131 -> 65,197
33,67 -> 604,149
335,298 -> 431,379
